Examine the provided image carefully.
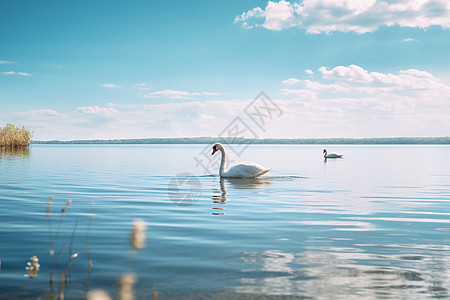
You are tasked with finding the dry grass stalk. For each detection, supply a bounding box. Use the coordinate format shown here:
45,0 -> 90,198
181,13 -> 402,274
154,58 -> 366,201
47,195 -> 54,217
25,255 -> 40,278
0,123 -> 33,148
118,273 -> 136,300
86,290 -> 112,300
130,219 -> 147,249
61,199 -> 72,216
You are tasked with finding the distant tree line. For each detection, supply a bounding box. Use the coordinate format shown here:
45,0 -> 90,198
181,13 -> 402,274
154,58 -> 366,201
34,136 -> 450,145
0,124 -> 33,148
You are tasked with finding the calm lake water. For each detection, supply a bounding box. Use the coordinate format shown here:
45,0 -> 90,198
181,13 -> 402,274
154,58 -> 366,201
1,144 -> 450,299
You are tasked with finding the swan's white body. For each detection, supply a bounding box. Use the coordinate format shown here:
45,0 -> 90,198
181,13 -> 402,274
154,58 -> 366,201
323,149 -> 343,158
212,143 -> 271,178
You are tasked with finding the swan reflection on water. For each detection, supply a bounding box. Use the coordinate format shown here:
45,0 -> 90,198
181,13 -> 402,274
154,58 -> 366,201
211,177 -> 272,215
223,177 -> 272,189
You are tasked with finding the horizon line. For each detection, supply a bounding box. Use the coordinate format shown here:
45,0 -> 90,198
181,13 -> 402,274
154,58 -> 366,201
33,136 -> 450,145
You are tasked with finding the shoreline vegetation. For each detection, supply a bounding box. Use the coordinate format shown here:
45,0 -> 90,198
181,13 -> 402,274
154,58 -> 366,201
0,124 -> 33,148
34,137 -> 450,145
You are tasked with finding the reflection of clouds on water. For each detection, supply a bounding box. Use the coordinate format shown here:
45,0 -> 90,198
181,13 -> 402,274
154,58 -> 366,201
348,216 -> 450,224
274,193 -> 437,218
297,220 -> 378,231
235,244 -> 450,298
239,250 -> 297,296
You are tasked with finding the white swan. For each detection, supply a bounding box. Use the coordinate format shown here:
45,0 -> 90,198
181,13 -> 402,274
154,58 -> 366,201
211,143 -> 271,178
323,149 -> 343,158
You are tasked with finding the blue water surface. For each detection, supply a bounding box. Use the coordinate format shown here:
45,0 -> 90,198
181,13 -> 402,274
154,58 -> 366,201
0,144 -> 449,299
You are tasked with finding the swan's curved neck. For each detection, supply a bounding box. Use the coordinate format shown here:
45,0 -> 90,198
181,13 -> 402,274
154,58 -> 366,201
219,147 -> 227,176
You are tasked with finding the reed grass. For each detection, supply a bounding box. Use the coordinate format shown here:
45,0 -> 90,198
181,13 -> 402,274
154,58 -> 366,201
0,123 -> 33,148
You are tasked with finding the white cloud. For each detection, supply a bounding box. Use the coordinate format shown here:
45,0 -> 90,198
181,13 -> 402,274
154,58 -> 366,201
275,64 -> 450,137
403,37 -> 418,42
16,109 -> 61,117
76,106 -> 119,117
1,71 -> 32,76
139,90 -> 218,99
319,65 -> 374,83
234,7 -> 265,29
3,65 -> 450,140
282,78 -> 301,85
262,0 -> 296,30
101,83 -> 120,88
132,83 -> 150,91
280,88 -> 317,100
302,79 -> 351,92
235,0 -> 450,33
305,69 -> 314,75
29,99 -> 242,139
141,90 -> 195,99
317,64 -> 449,91
0,60 -> 15,64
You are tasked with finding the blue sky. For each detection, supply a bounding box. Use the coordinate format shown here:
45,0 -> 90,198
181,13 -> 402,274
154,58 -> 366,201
1,0 -> 450,140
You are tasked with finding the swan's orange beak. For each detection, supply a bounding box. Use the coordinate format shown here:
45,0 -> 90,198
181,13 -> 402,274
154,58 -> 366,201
212,148 -> 217,155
